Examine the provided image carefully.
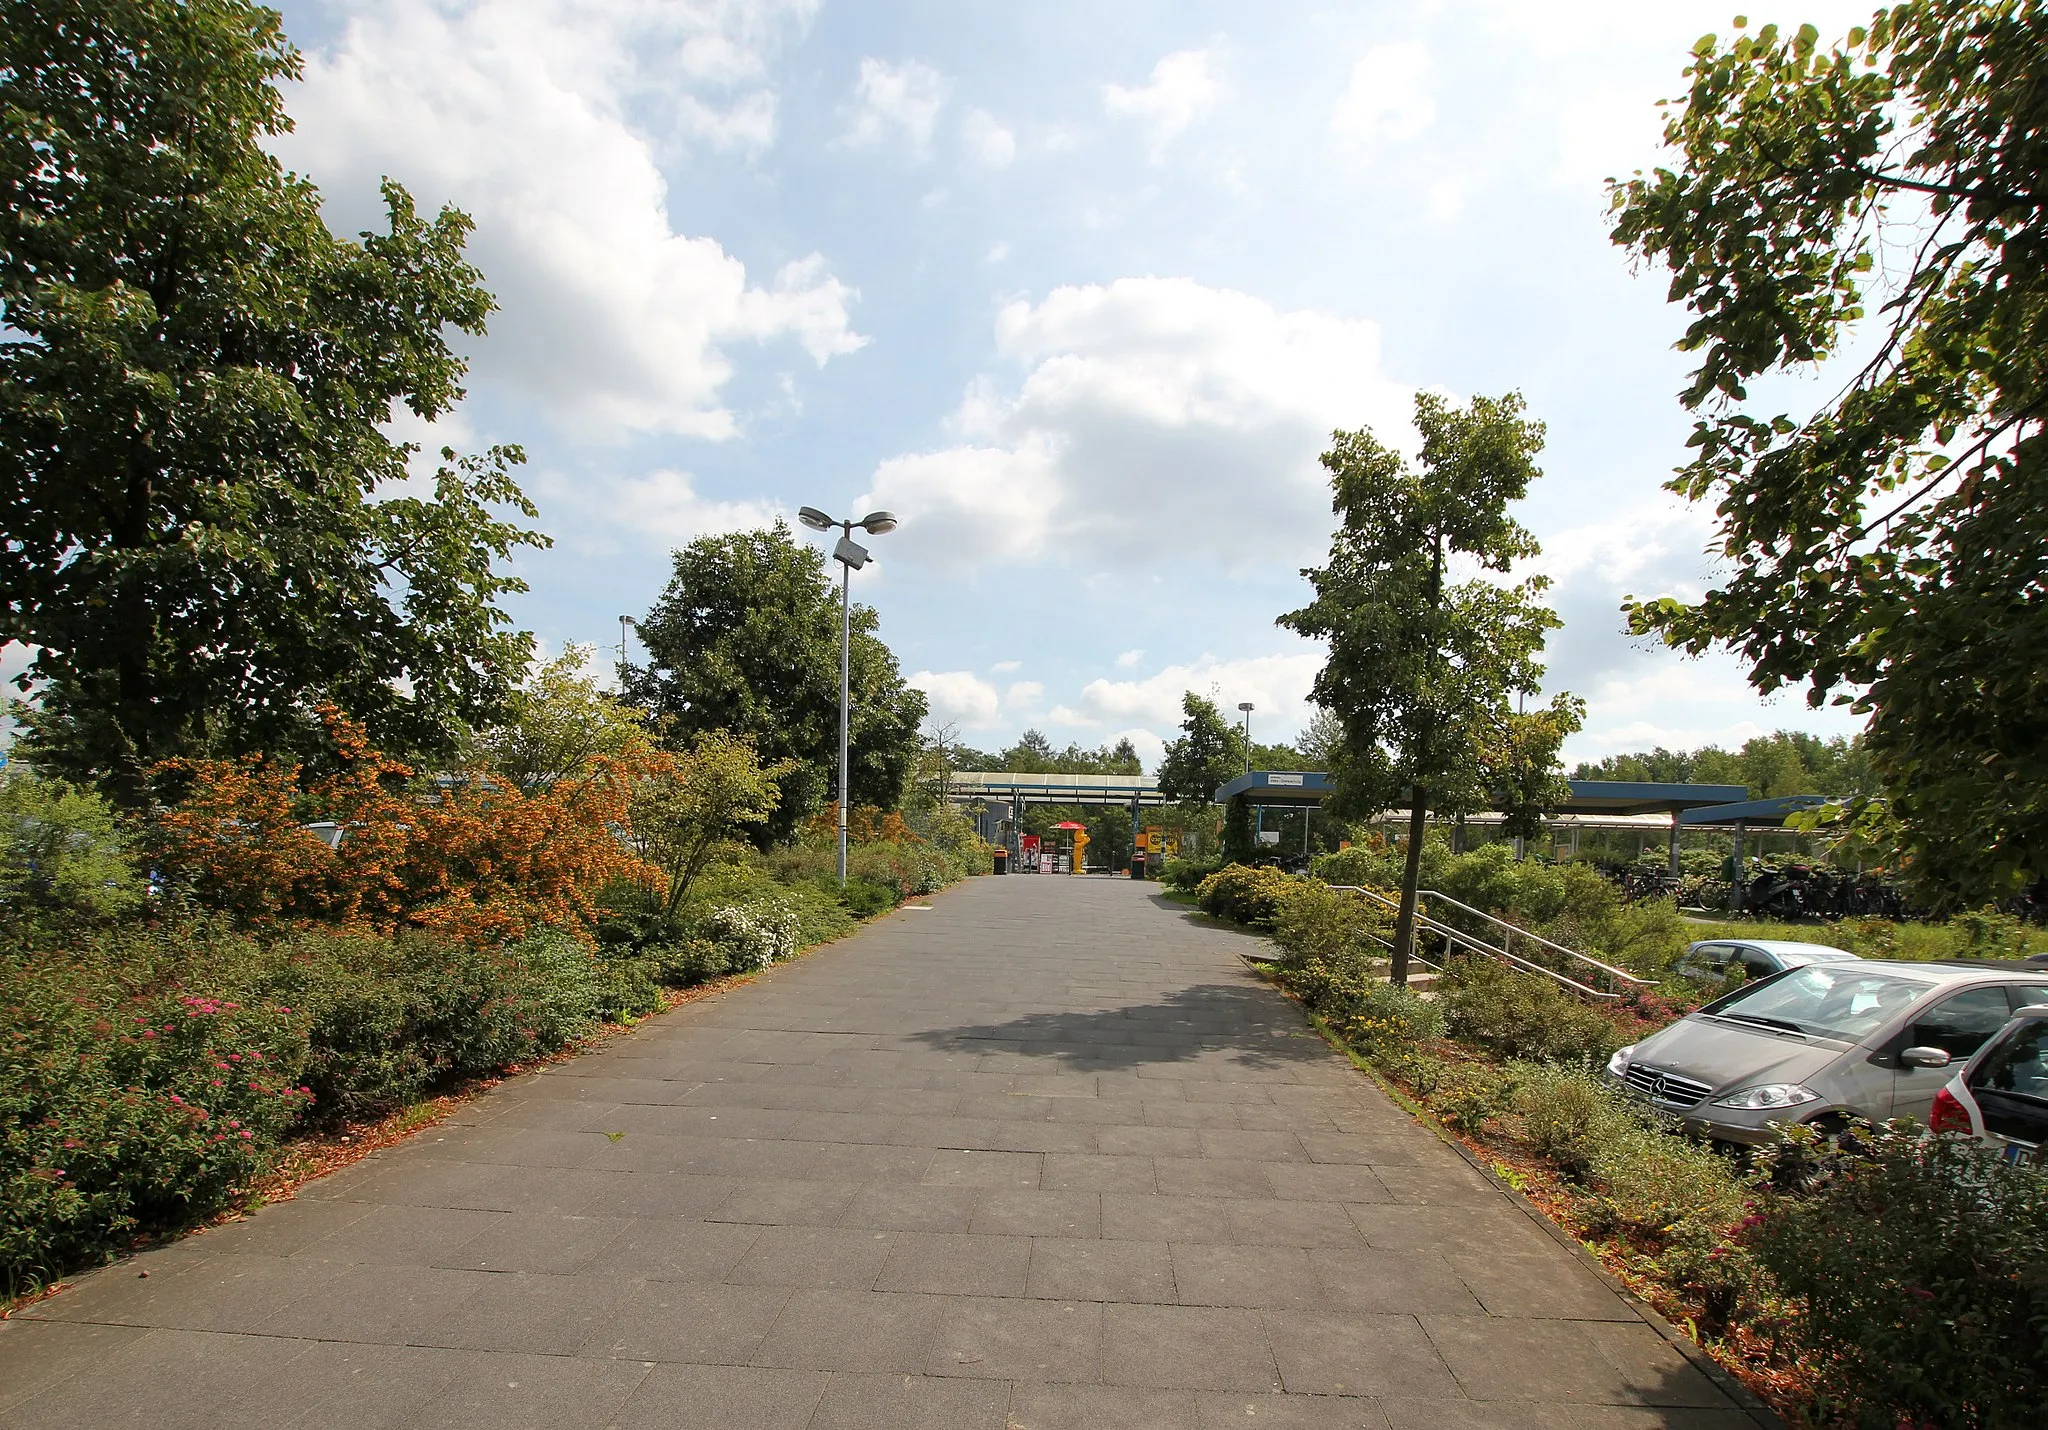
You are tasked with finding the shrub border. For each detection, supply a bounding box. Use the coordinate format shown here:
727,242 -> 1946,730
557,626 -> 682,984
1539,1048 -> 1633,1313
1238,953 -> 1788,1430
3,878 -> 968,1318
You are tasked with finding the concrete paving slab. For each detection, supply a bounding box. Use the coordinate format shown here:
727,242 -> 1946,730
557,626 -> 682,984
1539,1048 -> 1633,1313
3,876 -> 1767,1428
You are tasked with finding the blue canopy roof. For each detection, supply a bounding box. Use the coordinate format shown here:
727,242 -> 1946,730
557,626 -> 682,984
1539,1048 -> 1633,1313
1677,794 -> 1830,827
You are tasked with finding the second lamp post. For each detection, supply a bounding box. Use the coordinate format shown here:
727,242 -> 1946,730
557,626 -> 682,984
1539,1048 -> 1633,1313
798,505 -> 898,885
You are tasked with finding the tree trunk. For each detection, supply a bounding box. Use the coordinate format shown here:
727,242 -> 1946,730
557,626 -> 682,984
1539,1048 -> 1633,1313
1390,785 -> 1428,987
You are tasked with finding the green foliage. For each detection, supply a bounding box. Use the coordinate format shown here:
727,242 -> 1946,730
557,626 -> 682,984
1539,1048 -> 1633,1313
839,877 -> 898,918
1156,694 -> 1247,840
0,0 -> 544,798
0,767 -> 145,917
1282,391 -> 1580,980
1270,882 -> 1393,973
629,731 -> 797,915
1508,1061 -> 1759,1327
1285,960 -> 1445,1060
1610,6 -> 2048,909
1159,854 -> 1223,891
1439,957 -> 1624,1064
1751,1124 -> 2048,1428
1220,793 -> 1257,865
1195,863 -> 1303,928
0,918 -> 608,1288
466,645 -> 648,790
624,525 -> 926,841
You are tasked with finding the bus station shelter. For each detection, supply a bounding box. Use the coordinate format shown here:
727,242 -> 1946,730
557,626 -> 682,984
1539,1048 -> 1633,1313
1211,773 -> 1751,875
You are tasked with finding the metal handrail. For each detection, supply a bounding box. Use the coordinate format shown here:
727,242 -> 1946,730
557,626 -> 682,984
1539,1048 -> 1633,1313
1327,884 -> 1623,1000
1417,888 -> 1654,987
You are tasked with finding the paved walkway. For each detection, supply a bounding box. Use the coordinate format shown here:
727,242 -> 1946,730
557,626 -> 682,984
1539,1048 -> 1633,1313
2,877 -> 1760,1429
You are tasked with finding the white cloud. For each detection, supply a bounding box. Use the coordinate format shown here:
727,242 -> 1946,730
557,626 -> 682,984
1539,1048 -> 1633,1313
1330,44 -> 1435,154
1103,49 -> 1223,159
961,109 -> 1017,168
282,0 -> 862,440
1071,649 -> 1322,735
1006,680 -> 1045,707
909,669 -> 1001,727
858,277 -> 1409,574
841,57 -> 950,155
605,468 -> 788,545
1116,648 -> 1145,668
990,659 -> 1022,673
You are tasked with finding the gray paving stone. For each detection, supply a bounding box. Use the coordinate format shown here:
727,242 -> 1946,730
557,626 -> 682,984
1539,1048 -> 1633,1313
11,877 -> 1744,1430
581,1280 -> 791,1363
751,1288 -> 949,1372
1197,1391 -> 1394,1428
1102,1303 -> 1285,1391
809,1371 -> 1013,1428
927,1295 -> 1105,1380
1264,1309 -> 1462,1398
1028,1236 -> 1177,1302
1009,1379 -> 1201,1429
875,1230 -> 1034,1295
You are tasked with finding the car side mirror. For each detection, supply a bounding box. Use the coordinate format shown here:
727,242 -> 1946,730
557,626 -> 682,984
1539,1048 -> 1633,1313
1900,1046 -> 1953,1069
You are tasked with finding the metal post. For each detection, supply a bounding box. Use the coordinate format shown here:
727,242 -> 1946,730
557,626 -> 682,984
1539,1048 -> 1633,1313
1730,821 -> 1747,912
838,541 -> 851,887
1667,818 -> 1680,879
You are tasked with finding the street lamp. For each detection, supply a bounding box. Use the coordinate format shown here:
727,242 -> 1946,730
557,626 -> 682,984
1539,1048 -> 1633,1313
618,614 -> 637,672
1237,702 -> 1254,774
797,505 -> 899,885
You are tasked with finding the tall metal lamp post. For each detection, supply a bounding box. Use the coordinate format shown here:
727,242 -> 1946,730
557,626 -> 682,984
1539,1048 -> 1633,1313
1237,702 -> 1254,774
797,506 -> 898,885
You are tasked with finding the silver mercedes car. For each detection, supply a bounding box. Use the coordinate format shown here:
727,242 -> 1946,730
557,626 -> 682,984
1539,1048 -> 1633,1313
1605,960 -> 2048,1145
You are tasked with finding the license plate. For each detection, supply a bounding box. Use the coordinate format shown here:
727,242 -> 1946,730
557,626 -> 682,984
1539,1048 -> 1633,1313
2002,1139 -> 2043,1167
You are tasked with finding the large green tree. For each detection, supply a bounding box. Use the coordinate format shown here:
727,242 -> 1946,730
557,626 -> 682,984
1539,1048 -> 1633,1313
0,0 -> 543,800
1611,5 -> 2048,906
1155,692 -> 1248,856
1283,392 -> 1579,983
624,523 -> 927,842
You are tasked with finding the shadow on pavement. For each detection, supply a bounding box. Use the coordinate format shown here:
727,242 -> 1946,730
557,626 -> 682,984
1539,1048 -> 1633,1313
907,982 -> 1324,1073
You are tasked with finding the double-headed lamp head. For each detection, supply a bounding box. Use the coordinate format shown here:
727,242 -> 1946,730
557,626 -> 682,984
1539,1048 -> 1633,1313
858,511 -> 898,534
797,507 -> 834,532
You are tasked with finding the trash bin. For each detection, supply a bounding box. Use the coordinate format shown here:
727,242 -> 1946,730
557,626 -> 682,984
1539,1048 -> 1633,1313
992,847 -> 1009,875
1130,852 -> 1146,881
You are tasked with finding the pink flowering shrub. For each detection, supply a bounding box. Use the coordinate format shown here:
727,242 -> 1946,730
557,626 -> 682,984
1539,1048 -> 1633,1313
3,950 -> 312,1284
3,919 -> 601,1290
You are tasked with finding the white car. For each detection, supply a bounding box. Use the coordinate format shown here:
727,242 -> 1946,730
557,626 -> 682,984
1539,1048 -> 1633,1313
1931,1005 -> 2048,1167
1672,938 -> 1862,985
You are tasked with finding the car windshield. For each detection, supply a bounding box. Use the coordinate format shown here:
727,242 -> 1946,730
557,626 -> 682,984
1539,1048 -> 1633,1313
1707,965 -> 1931,1041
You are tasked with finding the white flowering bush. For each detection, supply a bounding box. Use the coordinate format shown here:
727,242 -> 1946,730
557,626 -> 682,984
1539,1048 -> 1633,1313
705,901 -> 799,971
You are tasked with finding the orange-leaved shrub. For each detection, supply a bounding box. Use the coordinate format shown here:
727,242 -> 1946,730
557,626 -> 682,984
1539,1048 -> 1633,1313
152,709 -> 656,946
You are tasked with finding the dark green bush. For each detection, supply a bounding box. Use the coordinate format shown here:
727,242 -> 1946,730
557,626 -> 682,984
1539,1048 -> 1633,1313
0,917 -> 615,1290
1438,956 -> 1624,1063
1160,854 -> 1224,891
1282,956 -> 1445,1059
649,938 -> 732,986
839,877 -> 898,918
1270,882 -> 1393,972
1751,1126 -> 2048,1429
1196,863 -> 1303,928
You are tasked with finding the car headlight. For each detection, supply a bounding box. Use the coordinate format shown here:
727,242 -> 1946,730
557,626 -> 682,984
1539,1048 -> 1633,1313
1606,1045 -> 1634,1078
1709,1083 -> 1821,1110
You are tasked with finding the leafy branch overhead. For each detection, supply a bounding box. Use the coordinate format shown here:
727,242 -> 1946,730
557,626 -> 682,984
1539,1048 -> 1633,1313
1610,3 -> 2048,905
0,0 -> 545,798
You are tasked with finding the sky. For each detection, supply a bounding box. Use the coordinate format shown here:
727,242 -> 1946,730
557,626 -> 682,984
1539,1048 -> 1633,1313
266,0 -> 1881,773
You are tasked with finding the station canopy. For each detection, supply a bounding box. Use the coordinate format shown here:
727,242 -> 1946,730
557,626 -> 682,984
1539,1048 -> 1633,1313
1676,793 -> 1829,828
1211,773 -> 1750,817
